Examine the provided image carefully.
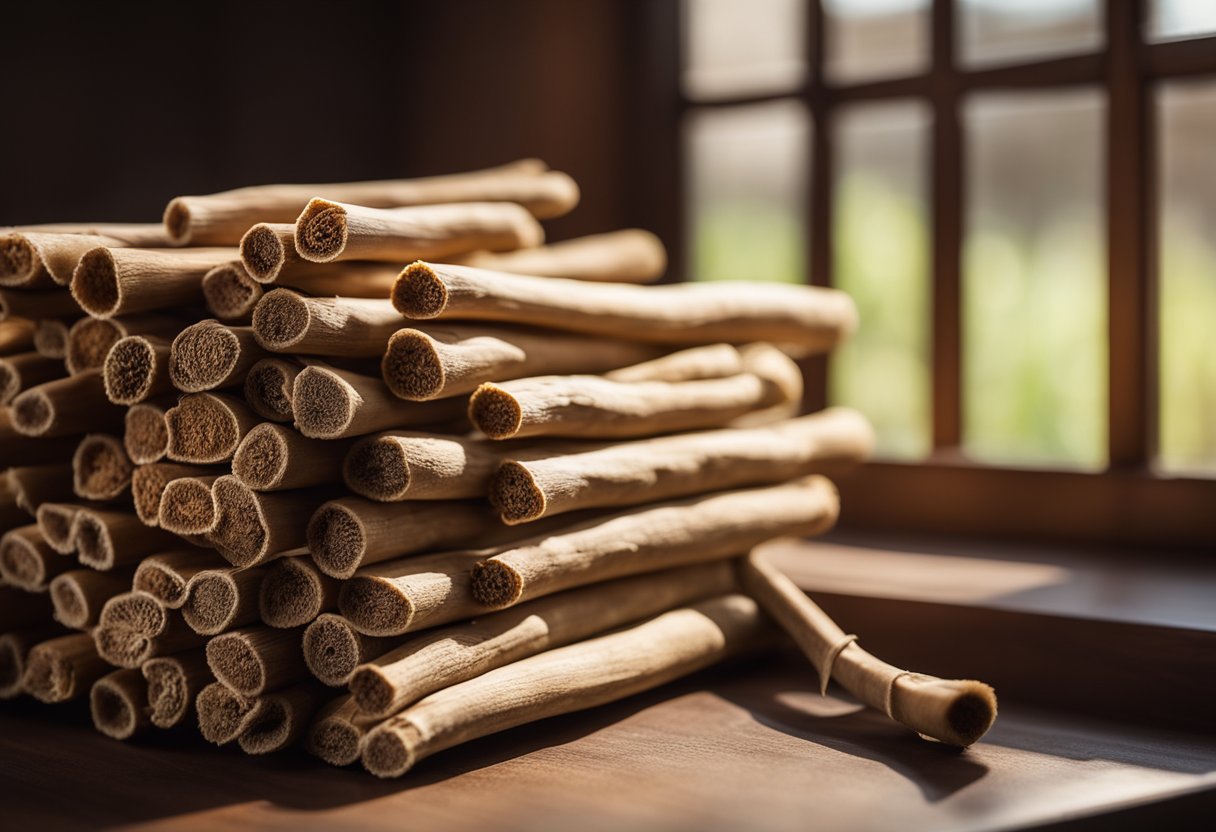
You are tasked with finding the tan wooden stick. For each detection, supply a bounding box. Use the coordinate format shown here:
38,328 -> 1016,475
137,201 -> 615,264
207,476 -> 334,567
306,694 -> 367,766
337,550 -> 486,637
739,551 -> 998,747
0,319 -> 38,354
72,433 -> 134,501
32,318 -> 71,359
142,651 -> 211,728
0,409 -> 80,467
133,549 -> 221,609
239,223 -> 303,283
472,476 -> 839,609
157,475 -> 222,534
124,400 -> 171,464
163,160 -> 576,245
201,262 -> 263,322
66,314 -> 181,376
22,632 -> 111,702
73,507 -> 179,570
0,351 -> 63,404
293,200 -> 544,264
381,324 -> 661,401
102,336 -> 173,404
2,628 -> 61,699
232,423 -> 352,491
259,555 -> 339,629
244,358 -> 301,422
91,668 -> 151,740
302,613 -> 396,686
49,567 -> 134,629
197,681 -> 260,745
393,261 -> 858,352
237,682 -> 330,755
7,463 -> 75,514
131,463 -> 217,527
181,565 -> 266,635
169,319 -> 270,393
351,561 -> 736,720
450,229 -> 667,283
342,430 -> 505,502
0,288 -> 81,321
34,502 -> 84,554
70,247 -> 237,318
10,370 -> 125,437
361,594 -> 767,777
1,225 -> 171,287
94,590 -> 207,667
165,392 -> 261,463
206,625 -> 308,696
291,363 -> 467,440
252,291 -> 405,357
0,524 -> 72,590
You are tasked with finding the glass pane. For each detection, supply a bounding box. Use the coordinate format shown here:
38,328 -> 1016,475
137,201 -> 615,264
830,101 -> 931,459
1158,80 -> 1216,474
686,100 -> 809,284
683,0 -> 806,100
823,0 -> 929,84
963,91 -> 1106,469
1149,0 -> 1216,41
959,0 -> 1102,68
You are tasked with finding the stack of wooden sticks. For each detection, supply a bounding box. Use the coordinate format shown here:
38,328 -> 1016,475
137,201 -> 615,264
0,160 -> 996,778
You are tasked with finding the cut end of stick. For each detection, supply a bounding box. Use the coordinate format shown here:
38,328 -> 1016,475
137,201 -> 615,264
22,637 -> 91,703
291,366 -> 356,439
293,199 -> 348,262
170,320 -> 242,393
125,403 -> 169,464
142,656 -> 195,728
163,199 -> 192,245
130,465 -> 172,527
208,477 -> 267,566
342,436 -> 411,501
903,678 -> 999,748
159,478 -> 218,536
93,626 -> 153,669
468,383 -> 523,439
70,247 -> 121,318
49,573 -> 89,629
104,336 -> 159,404
205,630 -> 267,695
203,263 -> 264,321
10,388 -> 53,436
309,715 -> 363,767
390,261 -> 448,319
302,615 -> 362,686
183,571 -> 241,635
99,590 -> 166,635
33,319 -> 69,358
347,666 -> 394,717
0,531 -> 50,590
166,394 -> 242,464
470,558 -> 524,608
73,511 -> 117,570
339,578 -> 413,636
260,558 -> 325,628
381,329 -> 445,401
0,235 -> 37,286
133,564 -> 187,609
90,670 -> 146,740
35,503 -> 79,553
488,461 -> 545,524
196,680 -> 256,745
73,434 -> 133,501
245,359 -> 298,422
362,725 -> 417,779
238,698 -> 291,755
232,423 -> 289,490
66,318 -> 123,375
240,223 -> 289,283
251,289 -> 311,351
306,502 -> 367,579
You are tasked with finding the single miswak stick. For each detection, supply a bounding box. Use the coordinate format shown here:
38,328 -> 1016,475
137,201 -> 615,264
450,229 -> 668,283
306,694 -> 366,766
157,476 -> 221,535
169,320 -> 269,393
208,476 -> 335,568
0,525 -> 72,591
302,613 -> 396,686
65,314 -> 181,376
7,463 -> 75,513
342,431 -> 505,502
102,335 -> 174,404
197,681 -> 260,745
381,324 -> 661,401
131,463 -> 217,527
239,223 -> 302,283
338,550 -> 485,637
0,288 -> 81,321
1,225 -> 171,287
0,409 -> 80,467
73,508 -> 180,571
165,392 -> 260,463
492,410 -> 873,524
22,632 -> 111,703
361,594 -> 767,778
94,591 -> 207,668
259,555 -> 339,629
33,318 -> 71,358
244,358 -> 301,422
252,291 -> 404,357
142,651 -> 211,729
34,502 -> 84,553
73,433 -> 134,501
232,423 -> 352,491
472,476 -> 839,609
70,247 -> 237,318
124,401 -> 171,464
2,629 -> 62,699
163,159 -> 576,245
739,551 -> 998,747
201,262 -> 263,322
291,363 -> 467,440
91,668 -> 152,740
292,200 -> 544,264
238,682 -> 330,755
181,566 -> 266,635
206,625 -> 308,696
350,561 -> 736,720
10,370 -> 125,437
0,319 -> 38,353
277,261 -> 407,297
394,262 -> 859,352
0,351 -> 63,403
133,549 -> 221,609
49,567 -> 134,629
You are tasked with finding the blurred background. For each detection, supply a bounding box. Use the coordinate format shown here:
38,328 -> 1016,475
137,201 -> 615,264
1,0 -> 1213,482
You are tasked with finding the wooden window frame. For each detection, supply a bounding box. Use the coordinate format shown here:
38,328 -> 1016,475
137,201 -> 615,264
644,0 -> 1216,549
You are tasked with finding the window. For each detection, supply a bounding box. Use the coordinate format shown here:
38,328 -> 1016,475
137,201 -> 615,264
671,0 -> 1216,547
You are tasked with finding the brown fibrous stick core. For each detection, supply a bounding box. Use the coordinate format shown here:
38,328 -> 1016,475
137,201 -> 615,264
142,653 -> 208,729
259,557 -> 337,629
90,668 -> 149,740
243,359 -> 299,422
65,318 -> 121,375
202,263 -> 263,321
239,223 -> 291,283
487,462 -> 546,524
133,550 -> 218,609
22,632 -> 108,703
304,502 -> 366,579
307,699 -> 365,766
165,393 -> 255,463
158,476 -> 219,535
231,423 -> 288,489
125,403 -> 170,464
249,289 -> 310,350
35,503 -> 80,553
72,433 -> 133,501
196,681 -> 257,745
379,329 -> 445,400
467,384 -> 523,439
181,567 -> 263,635
293,202 -> 348,262
131,463 -> 213,527
302,613 -> 390,686
206,626 -> 307,696
104,336 -> 165,404
170,320 -> 264,393
33,319 -> 70,359
70,248 -> 121,317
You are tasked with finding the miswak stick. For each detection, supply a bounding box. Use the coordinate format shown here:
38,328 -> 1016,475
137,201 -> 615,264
739,551 -> 998,748
165,392 -> 260,464
350,561 -> 736,720
164,159 -> 575,246
91,668 -> 152,740
65,314 -> 180,376
233,423 -> 352,491
342,430 -> 506,502
32,318 -> 70,359
207,476 -> 334,568
49,567 -> 134,629
0,351 -> 63,404
291,363 -> 467,440
0,318 -> 38,353
34,502 -> 84,553
277,261 -> 405,297
133,549 -> 222,609
0,409 -> 80,467
94,590 -> 207,668
7,463 -> 75,513
169,319 -> 269,393
0,524 -> 72,591
181,566 -> 266,635
142,651 -> 211,729
259,555 -> 339,629
393,262 -> 858,354
73,508 -> 180,571
131,463 -> 217,527
197,681 -> 258,744
252,291 -> 405,357
2,628 -> 62,699
239,223 -> 300,283
124,401 -> 171,464
306,694 -> 366,766
238,682 -> 330,755
361,594 -> 767,778
157,475 -> 221,537
73,433 -> 134,501
0,585 -> 53,631
201,262 -> 263,322
0,288 -> 80,321
491,410 -> 873,524
102,335 -> 173,404
450,229 -> 667,283
9,370 -> 125,437
1,225 -> 171,287
206,625 -> 308,697
337,550 -> 485,637
302,613 -> 395,686
471,476 -> 839,609
70,247 -> 237,318
22,632 -> 111,703
244,358 -> 301,422
381,324 -> 661,401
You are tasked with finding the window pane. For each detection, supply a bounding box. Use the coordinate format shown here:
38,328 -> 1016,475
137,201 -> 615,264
963,91 -> 1106,469
1158,80 -> 1216,474
959,0 -> 1102,68
686,100 -> 809,284
682,0 -> 806,100
830,101 -> 931,459
823,0 -> 929,84
1149,0 -> 1216,41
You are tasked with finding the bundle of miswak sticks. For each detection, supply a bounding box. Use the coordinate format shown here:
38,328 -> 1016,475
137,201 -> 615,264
0,159 -> 996,777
